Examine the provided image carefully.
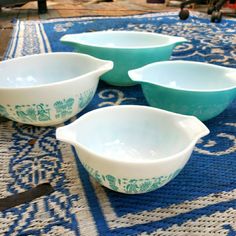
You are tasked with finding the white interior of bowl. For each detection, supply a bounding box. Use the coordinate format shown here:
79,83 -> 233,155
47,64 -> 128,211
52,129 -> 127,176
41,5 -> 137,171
0,53 -> 104,88
70,31 -> 171,48
72,106 -> 192,162
137,61 -> 236,91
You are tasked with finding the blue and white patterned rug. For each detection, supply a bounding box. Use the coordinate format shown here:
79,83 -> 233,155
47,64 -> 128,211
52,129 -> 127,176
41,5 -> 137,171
1,11 -> 236,235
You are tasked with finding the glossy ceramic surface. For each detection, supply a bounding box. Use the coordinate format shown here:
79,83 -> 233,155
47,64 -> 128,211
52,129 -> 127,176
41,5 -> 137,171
0,53 -> 113,126
60,31 -> 187,86
56,105 -> 209,194
129,61 -> 236,121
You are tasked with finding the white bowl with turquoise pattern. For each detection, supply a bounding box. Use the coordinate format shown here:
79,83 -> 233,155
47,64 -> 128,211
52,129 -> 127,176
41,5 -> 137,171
0,52 -> 113,126
56,105 -> 209,194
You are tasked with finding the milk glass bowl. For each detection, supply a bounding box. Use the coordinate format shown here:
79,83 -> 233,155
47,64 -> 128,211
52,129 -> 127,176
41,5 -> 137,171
0,52 -> 113,126
61,31 -> 187,86
56,105 -> 209,194
129,60 -> 236,121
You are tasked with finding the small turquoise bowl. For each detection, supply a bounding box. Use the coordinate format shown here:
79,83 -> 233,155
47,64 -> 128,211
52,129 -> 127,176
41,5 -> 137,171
128,61 -> 236,121
61,31 -> 187,86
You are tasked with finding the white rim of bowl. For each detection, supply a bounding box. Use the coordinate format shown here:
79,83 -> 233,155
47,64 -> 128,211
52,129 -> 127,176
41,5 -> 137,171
59,105 -> 209,165
61,31 -> 187,50
0,52 -> 113,91
131,60 -> 236,92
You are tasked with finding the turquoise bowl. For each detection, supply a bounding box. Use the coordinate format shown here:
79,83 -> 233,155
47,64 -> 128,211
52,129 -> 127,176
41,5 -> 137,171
128,60 -> 236,121
60,31 -> 187,86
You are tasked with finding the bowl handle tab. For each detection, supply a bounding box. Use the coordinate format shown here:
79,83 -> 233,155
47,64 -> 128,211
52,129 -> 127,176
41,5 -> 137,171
56,126 -> 77,146
180,116 -> 210,141
60,34 -> 80,47
95,60 -> 114,76
128,69 -> 144,83
225,68 -> 236,89
171,36 -> 188,46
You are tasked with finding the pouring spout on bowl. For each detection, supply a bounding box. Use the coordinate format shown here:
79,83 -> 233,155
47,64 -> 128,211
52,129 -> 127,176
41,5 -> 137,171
178,115 -> 210,142
92,59 -> 114,77
128,67 -> 155,85
170,36 -> 188,46
56,125 -> 78,147
220,67 -> 236,98
225,68 -> 236,88
60,34 -> 81,47
128,69 -> 144,84
75,53 -> 113,78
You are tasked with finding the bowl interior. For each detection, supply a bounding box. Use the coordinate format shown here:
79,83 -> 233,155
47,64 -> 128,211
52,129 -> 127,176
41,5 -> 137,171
73,107 -> 191,162
139,62 -> 236,91
74,31 -> 171,48
0,53 -> 102,88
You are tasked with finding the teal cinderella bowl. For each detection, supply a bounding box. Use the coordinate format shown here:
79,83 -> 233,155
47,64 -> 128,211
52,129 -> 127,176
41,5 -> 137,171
60,31 -> 187,86
128,60 -> 236,121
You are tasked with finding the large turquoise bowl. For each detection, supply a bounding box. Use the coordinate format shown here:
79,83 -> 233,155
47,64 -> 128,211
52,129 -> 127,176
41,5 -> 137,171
129,61 -> 236,121
61,31 -> 187,86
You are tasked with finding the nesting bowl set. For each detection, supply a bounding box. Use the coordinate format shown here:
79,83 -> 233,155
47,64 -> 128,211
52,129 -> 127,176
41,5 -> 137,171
1,31 -> 236,194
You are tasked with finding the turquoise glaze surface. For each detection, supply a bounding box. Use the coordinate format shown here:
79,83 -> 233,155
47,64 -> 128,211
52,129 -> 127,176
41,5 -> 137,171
72,44 -> 176,86
141,85 -> 236,121
129,61 -> 236,121
61,31 -> 187,86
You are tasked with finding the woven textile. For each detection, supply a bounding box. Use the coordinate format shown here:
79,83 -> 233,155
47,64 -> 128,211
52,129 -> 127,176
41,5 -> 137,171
0,12 -> 236,235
